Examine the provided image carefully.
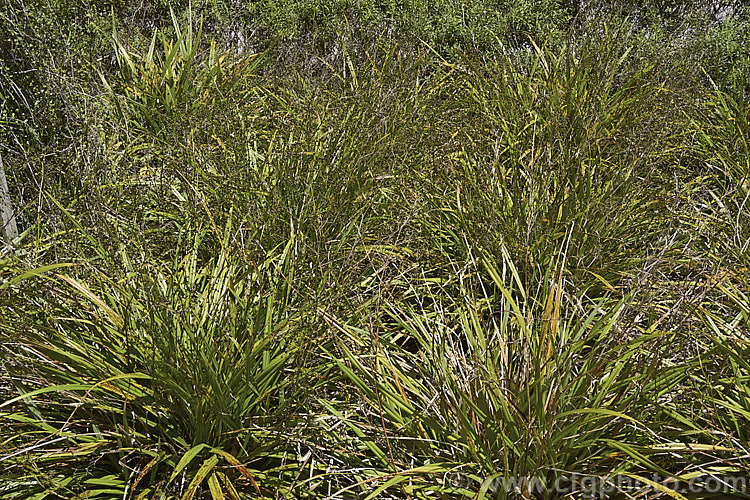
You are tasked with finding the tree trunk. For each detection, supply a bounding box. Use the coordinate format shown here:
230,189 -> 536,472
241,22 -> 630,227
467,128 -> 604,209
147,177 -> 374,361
0,153 -> 19,245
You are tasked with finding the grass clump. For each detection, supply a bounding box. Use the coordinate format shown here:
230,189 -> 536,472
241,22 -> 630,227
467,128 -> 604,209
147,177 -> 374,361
1,236 -> 330,497
332,251 -> 689,498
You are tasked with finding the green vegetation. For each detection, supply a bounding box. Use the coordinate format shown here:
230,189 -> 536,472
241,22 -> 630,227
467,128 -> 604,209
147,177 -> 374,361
1,0 -> 749,498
